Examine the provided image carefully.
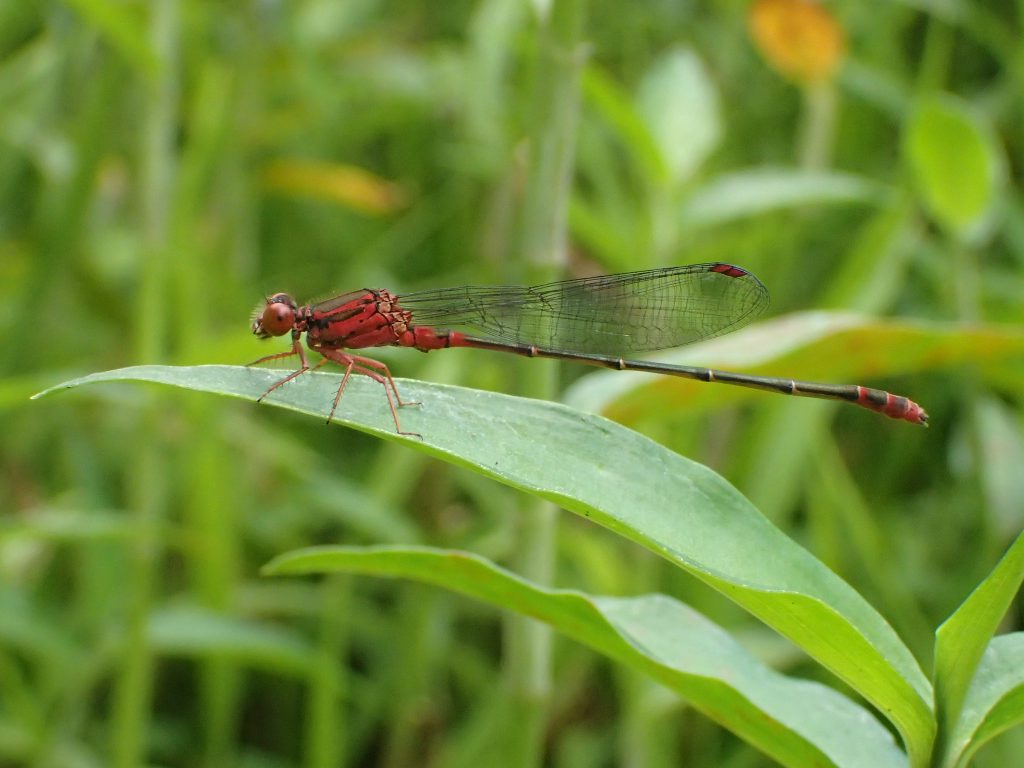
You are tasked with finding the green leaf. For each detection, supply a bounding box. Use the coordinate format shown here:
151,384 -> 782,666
62,0 -> 158,76
582,65 -> 665,187
0,590 -> 84,668
266,545 -> 907,768
945,633 -> 1024,768
636,46 -> 721,187
934,530 -> 1024,765
973,398 -> 1024,538
904,95 -> 1003,242
148,605 -> 313,675
681,169 -> 885,228
0,509 -> 142,542
34,365 -> 934,762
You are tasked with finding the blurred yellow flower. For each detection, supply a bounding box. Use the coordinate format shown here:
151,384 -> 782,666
748,0 -> 846,85
263,159 -> 406,216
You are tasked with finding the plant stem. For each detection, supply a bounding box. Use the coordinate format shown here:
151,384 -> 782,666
503,0 -> 587,765
798,81 -> 836,171
111,2 -> 178,766
308,577 -> 350,768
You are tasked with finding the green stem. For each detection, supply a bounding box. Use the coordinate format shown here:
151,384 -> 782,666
503,1 -> 587,765
307,577 -> 350,768
174,61 -> 243,768
111,2 -> 178,766
798,81 -> 837,171
518,1 -> 586,283
916,14 -> 953,94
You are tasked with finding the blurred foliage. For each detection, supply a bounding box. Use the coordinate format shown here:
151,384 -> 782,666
2,1 -> 1023,767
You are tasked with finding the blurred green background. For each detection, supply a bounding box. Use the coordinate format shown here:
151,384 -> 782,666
2,1 -> 1023,766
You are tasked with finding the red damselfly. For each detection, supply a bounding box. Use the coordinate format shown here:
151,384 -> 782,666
249,263 -> 928,434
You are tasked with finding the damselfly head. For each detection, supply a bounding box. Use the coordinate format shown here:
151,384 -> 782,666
252,293 -> 297,338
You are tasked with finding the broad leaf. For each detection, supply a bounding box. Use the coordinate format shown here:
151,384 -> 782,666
35,365 -> 934,762
944,633 -> 1024,768
636,46 -> 721,187
904,95 -> 1002,242
267,545 -> 907,768
934,530 -> 1024,763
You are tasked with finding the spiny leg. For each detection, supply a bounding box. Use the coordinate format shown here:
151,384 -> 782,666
250,339 -> 320,403
257,358 -> 329,403
248,348 -> 299,367
318,348 -> 421,437
341,352 -> 421,409
326,362 -> 356,424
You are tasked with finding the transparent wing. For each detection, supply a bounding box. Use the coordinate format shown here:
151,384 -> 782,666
397,263 -> 769,355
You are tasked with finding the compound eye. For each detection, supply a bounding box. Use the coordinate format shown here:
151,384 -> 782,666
252,294 -> 296,337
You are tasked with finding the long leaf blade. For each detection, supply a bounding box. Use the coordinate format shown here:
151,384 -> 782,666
267,545 -> 908,768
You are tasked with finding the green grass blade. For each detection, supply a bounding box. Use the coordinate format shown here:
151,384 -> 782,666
680,169 -> 885,229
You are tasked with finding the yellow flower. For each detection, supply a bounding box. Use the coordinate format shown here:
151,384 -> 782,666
748,0 -> 846,85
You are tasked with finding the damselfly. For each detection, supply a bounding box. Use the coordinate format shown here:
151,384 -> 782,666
250,263 -> 928,434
